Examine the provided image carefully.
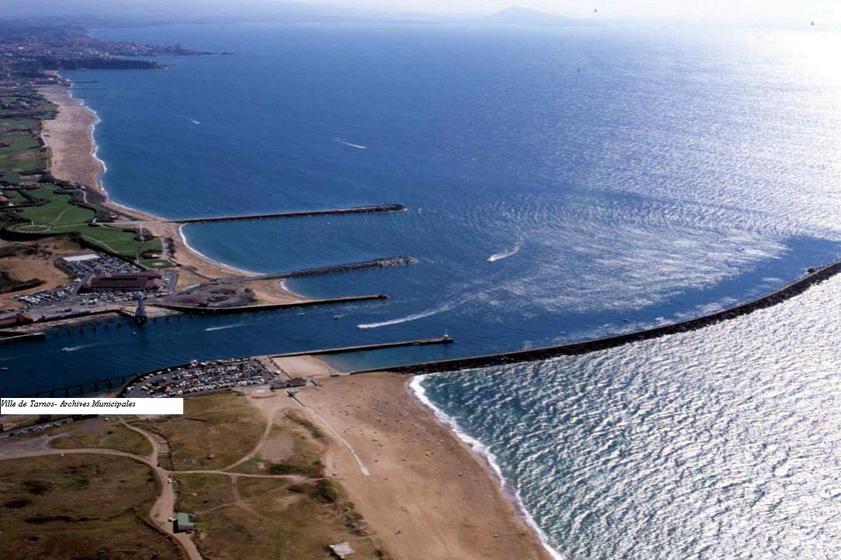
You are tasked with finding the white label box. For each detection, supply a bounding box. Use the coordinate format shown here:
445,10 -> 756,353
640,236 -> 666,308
0,398 -> 184,415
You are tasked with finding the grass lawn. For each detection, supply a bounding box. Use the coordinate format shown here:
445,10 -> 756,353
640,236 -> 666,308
1,101 -> 172,267
0,113 -> 46,182
12,187 -> 95,232
5,184 -> 172,266
0,454 -> 180,560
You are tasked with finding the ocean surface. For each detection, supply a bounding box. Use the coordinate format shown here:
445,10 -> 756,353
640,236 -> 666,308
3,21 -> 841,558
418,272 -> 841,558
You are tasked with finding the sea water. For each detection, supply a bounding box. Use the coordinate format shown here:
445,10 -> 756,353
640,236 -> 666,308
5,21 -> 841,557
418,272 -> 841,559
42,23 -> 841,366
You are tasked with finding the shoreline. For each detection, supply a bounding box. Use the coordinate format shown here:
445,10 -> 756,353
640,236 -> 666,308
298,373 -> 554,560
37,78 -> 304,295
409,375 -> 563,560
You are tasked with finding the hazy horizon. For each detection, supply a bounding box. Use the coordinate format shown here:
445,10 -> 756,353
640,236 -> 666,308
0,0 -> 837,29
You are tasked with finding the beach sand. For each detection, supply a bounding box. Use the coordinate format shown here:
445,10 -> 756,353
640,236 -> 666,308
37,81 -> 302,300
295,373 -> 553,560
272,354 -> 340,377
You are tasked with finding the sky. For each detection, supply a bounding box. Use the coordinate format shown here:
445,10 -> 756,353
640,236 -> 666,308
1,0 -> 839,27
337,0 -> 839,26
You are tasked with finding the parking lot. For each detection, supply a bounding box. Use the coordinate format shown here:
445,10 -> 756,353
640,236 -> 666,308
123,358 -> 280,398
16,252 -> 176,312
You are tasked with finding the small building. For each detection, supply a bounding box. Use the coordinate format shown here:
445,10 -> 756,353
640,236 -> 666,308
0,195 -> 10,207
174,512 -> 195,534
328,542 -> 355,559
271,377 -> 307,391
62,253 -> 100,263
81,271 -> 163,293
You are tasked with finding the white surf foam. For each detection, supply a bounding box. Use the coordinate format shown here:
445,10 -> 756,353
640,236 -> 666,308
334,137 -> 368,150
409,376 -> 565,560
356,303 -> 452,329
488,239 -> 524,262
190,118 -> 201,125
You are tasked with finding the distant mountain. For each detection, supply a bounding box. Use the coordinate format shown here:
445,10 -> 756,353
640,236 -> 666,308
481,6 -> 592,27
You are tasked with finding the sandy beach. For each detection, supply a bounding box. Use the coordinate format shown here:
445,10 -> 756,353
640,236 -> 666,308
37,81 -> 302,298
294,373 -> 553,560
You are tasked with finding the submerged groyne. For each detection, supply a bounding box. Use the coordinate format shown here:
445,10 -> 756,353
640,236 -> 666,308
353,256 -> 841,374
173,204 -> 406,224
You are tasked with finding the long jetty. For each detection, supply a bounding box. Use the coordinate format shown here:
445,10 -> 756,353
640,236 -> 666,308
0,331 -> 46,344
172,204 -> 406,224
235,256 -> 416,282
269,335 -> 454,358
352,255 -> 841,375
17,336 -> 453,399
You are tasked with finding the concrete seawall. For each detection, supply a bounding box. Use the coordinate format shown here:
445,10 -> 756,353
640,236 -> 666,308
352,256 -> 841,375
172,204 -> 406,224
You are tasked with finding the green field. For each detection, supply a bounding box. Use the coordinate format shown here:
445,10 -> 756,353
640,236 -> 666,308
1,92 -> 172,269
4,185 -> 170,267
0,95 -> 54,183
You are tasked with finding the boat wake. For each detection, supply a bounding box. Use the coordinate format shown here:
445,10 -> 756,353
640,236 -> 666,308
488,239 -> 523,262
334,138 -> 367,150
62,344 -> 94,352
205,323 -> 245,332
357,303 -> 452,329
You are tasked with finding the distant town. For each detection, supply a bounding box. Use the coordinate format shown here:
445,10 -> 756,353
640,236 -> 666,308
0,22 -> 209,80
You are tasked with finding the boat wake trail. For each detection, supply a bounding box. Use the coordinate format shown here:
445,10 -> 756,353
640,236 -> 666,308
334,138 -> 367,150
205,323 -> 245,332
488,239 -> 524,262
357,303 -> 453,329
61,343 -> 99,352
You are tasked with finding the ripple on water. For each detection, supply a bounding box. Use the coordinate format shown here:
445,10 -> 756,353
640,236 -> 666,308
420,274 -> 841,559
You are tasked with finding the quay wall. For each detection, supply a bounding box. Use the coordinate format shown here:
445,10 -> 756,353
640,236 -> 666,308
153,293 -> 388,314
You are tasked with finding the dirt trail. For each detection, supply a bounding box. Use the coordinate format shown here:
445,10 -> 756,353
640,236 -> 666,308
0,444 -> 202,560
